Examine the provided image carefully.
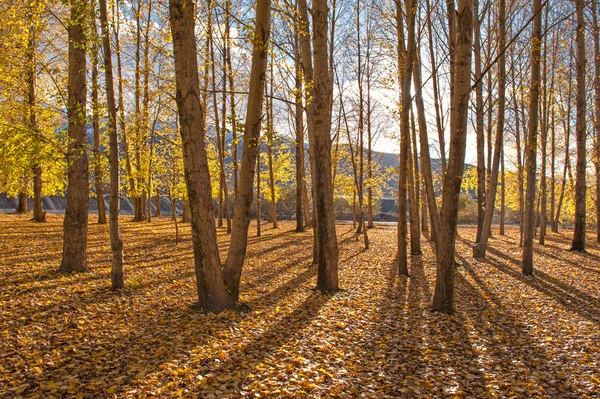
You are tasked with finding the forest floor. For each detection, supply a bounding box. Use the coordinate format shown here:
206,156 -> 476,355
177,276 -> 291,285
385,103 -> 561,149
1,213 -> 599,398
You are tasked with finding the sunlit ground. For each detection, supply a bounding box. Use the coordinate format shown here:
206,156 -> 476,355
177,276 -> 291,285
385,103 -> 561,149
1,213 -> 599,398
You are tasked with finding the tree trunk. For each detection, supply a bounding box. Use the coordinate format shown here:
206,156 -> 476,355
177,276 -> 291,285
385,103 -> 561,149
593,0 -> 600,242
267,62 -> 277,229
221,0 -> 272,300
571,0 -> 587,251
169,0 -> 234,312
473,0 -> 485,243
17,183 -> 29,214
521,0 -> 544,275
473,0 -> 506,259
99,0 -> 124,289
294,27 -> 305,233
256,148 -> 261,237
539,6 -> 550,245
27,21 -> 45,223
91,28 -> 106,225
297,0 -> 320,266
396,0 -> 417,275
113,0 -> 136,214
311,0 -> 339,292
500,143 -> 505,236
59,0 -> 89,273
413,49 -> 441,251
431,0 -> 472,314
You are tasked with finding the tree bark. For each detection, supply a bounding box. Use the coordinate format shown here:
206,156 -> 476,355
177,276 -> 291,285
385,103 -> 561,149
431,0 -> 472,314
593,0 -> 600,242
473,0 -> 506,259
521,0 -> 544,275
294,26 -> 305,233
571,0 -> 587,251
396,0 -> 417,274
91,24 -> 106,225
99,0 -> 125,289
311,0 -> 339,291
59,0 -> 90,273
27,18 -> 45,223
221,0 -> 272,300
473,0 -> 485,243
169,0 -> 234,312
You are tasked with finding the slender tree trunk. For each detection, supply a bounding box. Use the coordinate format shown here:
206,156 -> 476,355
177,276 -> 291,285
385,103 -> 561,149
473,0 -> 506,259
113,0 -> 135,211
571,0 -> 587,251
413,49 -> 441,252
99,0 -> 124,289
396,0 -> 417,275
521,0 -> 544,275
221,0 -> 272,300
91,28 -> 106,225
267,61 -> 278,229
169,0 -> 234,312
539,7 -> 550,245
500,143 -> 505,235
593,0 -> 600,242
155,194 -> 161,217
59,0 -> 89,273
294,27 -> 305,232
297,0 -> 320,266
27,20 -> 44,223
431,0 -> 473,314
426,0 -> 445,173
473,0 -> 485,243
225,0 -> 238,200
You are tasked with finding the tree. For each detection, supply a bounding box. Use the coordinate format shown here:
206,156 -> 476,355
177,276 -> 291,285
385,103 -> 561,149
99,0 -> 125,289
473,0 -> 506,259
571,0 -> 586,251
59,0 -> 90,273
521,0 -> 544,275
222,0 -> 272,300
311,0 -> 339,292
431,0 -> 473,314
169,0 -> 234,312
396,0 -> 418,276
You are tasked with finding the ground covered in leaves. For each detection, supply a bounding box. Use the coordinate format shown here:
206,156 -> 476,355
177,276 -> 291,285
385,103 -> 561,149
1,213 -> 599,398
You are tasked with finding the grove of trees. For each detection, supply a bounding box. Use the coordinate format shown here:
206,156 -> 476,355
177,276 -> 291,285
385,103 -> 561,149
2,0 -> 600,316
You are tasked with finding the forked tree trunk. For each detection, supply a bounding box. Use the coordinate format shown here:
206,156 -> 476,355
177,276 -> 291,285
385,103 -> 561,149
571,0 -> 587,251
431,0 -> 473,314
521,0 -> 544,275
99,0 -> 124,289
169,0 -> 234,312
59,0 -> 90,273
